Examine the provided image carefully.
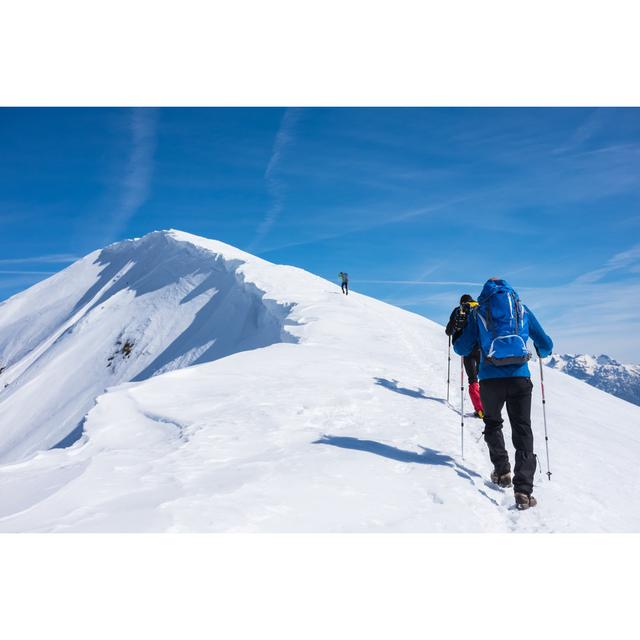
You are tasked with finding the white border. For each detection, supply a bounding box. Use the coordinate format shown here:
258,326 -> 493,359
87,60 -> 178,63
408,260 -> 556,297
1,1 -> 639,106
1,534 -> 637,639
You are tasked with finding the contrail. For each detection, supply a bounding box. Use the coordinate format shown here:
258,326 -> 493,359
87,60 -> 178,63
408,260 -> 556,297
0,254 -> 78,265
356,280 -> 483,286
249,108 -> 302,250
107,107 -> 158,241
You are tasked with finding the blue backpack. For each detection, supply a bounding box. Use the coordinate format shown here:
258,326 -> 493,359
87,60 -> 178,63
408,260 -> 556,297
476,279 -> 531,366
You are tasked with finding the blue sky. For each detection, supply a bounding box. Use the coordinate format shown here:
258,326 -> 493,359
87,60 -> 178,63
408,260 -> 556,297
1,107 -> 639,361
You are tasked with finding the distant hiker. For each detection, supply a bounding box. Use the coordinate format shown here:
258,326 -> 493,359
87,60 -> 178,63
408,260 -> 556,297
339,272 -> 349,295
445,294 -> 484,418
453,278 -> 553,511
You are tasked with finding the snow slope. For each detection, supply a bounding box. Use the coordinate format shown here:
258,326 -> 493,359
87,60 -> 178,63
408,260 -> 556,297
0,231 -> 296,463
0,230 -> 639,532
546,353 -> 640,407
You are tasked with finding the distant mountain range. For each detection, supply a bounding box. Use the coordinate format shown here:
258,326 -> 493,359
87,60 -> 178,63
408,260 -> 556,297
546,353 -> 640,406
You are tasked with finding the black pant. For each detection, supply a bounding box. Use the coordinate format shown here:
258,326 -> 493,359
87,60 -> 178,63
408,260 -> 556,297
480,377 -> 536,495
463,346 -> 480,384
341,282 -> 348,294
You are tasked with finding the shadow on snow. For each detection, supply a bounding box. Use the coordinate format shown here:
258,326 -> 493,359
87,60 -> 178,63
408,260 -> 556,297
313,435 -> 499,507
374,377 -> 447,404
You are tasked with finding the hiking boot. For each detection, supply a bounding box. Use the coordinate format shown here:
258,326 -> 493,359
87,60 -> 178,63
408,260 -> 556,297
515,493 -> 538,510
490,470 -> 512,488
473,410 -> 485,419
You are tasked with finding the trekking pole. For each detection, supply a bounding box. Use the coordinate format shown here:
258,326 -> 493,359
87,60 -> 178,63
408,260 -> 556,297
446,336 -> 451,404
538,357 -> 552,480
460,356 -> 465,459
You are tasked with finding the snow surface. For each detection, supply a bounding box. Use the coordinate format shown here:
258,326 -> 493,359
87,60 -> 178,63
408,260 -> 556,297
0,230 -> 639,532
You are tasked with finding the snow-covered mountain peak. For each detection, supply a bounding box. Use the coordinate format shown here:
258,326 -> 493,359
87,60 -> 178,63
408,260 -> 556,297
546,353 -> 640,406
118,228 -> 267,266
549,352 -> 621,372
0,230 -> 311,463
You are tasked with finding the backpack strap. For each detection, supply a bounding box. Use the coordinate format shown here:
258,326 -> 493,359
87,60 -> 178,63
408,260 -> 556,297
476,307 -> 488,331
485,298 -> 495,338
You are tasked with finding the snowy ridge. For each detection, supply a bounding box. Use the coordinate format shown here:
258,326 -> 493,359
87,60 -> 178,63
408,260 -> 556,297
546,353 -> 640,407
0,231 -> 639,532
0,230 -> 301,462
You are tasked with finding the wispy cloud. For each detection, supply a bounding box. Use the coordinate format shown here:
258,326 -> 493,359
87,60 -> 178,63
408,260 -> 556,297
249,108 -> 303,251
106,108 -> 158,241
259,192 -> 480,254
519,280 -> 640,362
553,108 -> 605,155
0,270 -> 57,275
574,243 -> 640,284
381,193 -> 479,226
381,288 -> 467,311
357,280 -> 483,286
0,254 -> 77,265
571,113 -> 603,147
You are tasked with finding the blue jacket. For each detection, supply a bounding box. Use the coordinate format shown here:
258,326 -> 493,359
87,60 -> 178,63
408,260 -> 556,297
453,285 -> 553,380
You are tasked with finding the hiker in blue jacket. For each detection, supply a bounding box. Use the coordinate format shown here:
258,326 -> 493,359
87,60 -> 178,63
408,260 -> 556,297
454,278 -> 553,510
